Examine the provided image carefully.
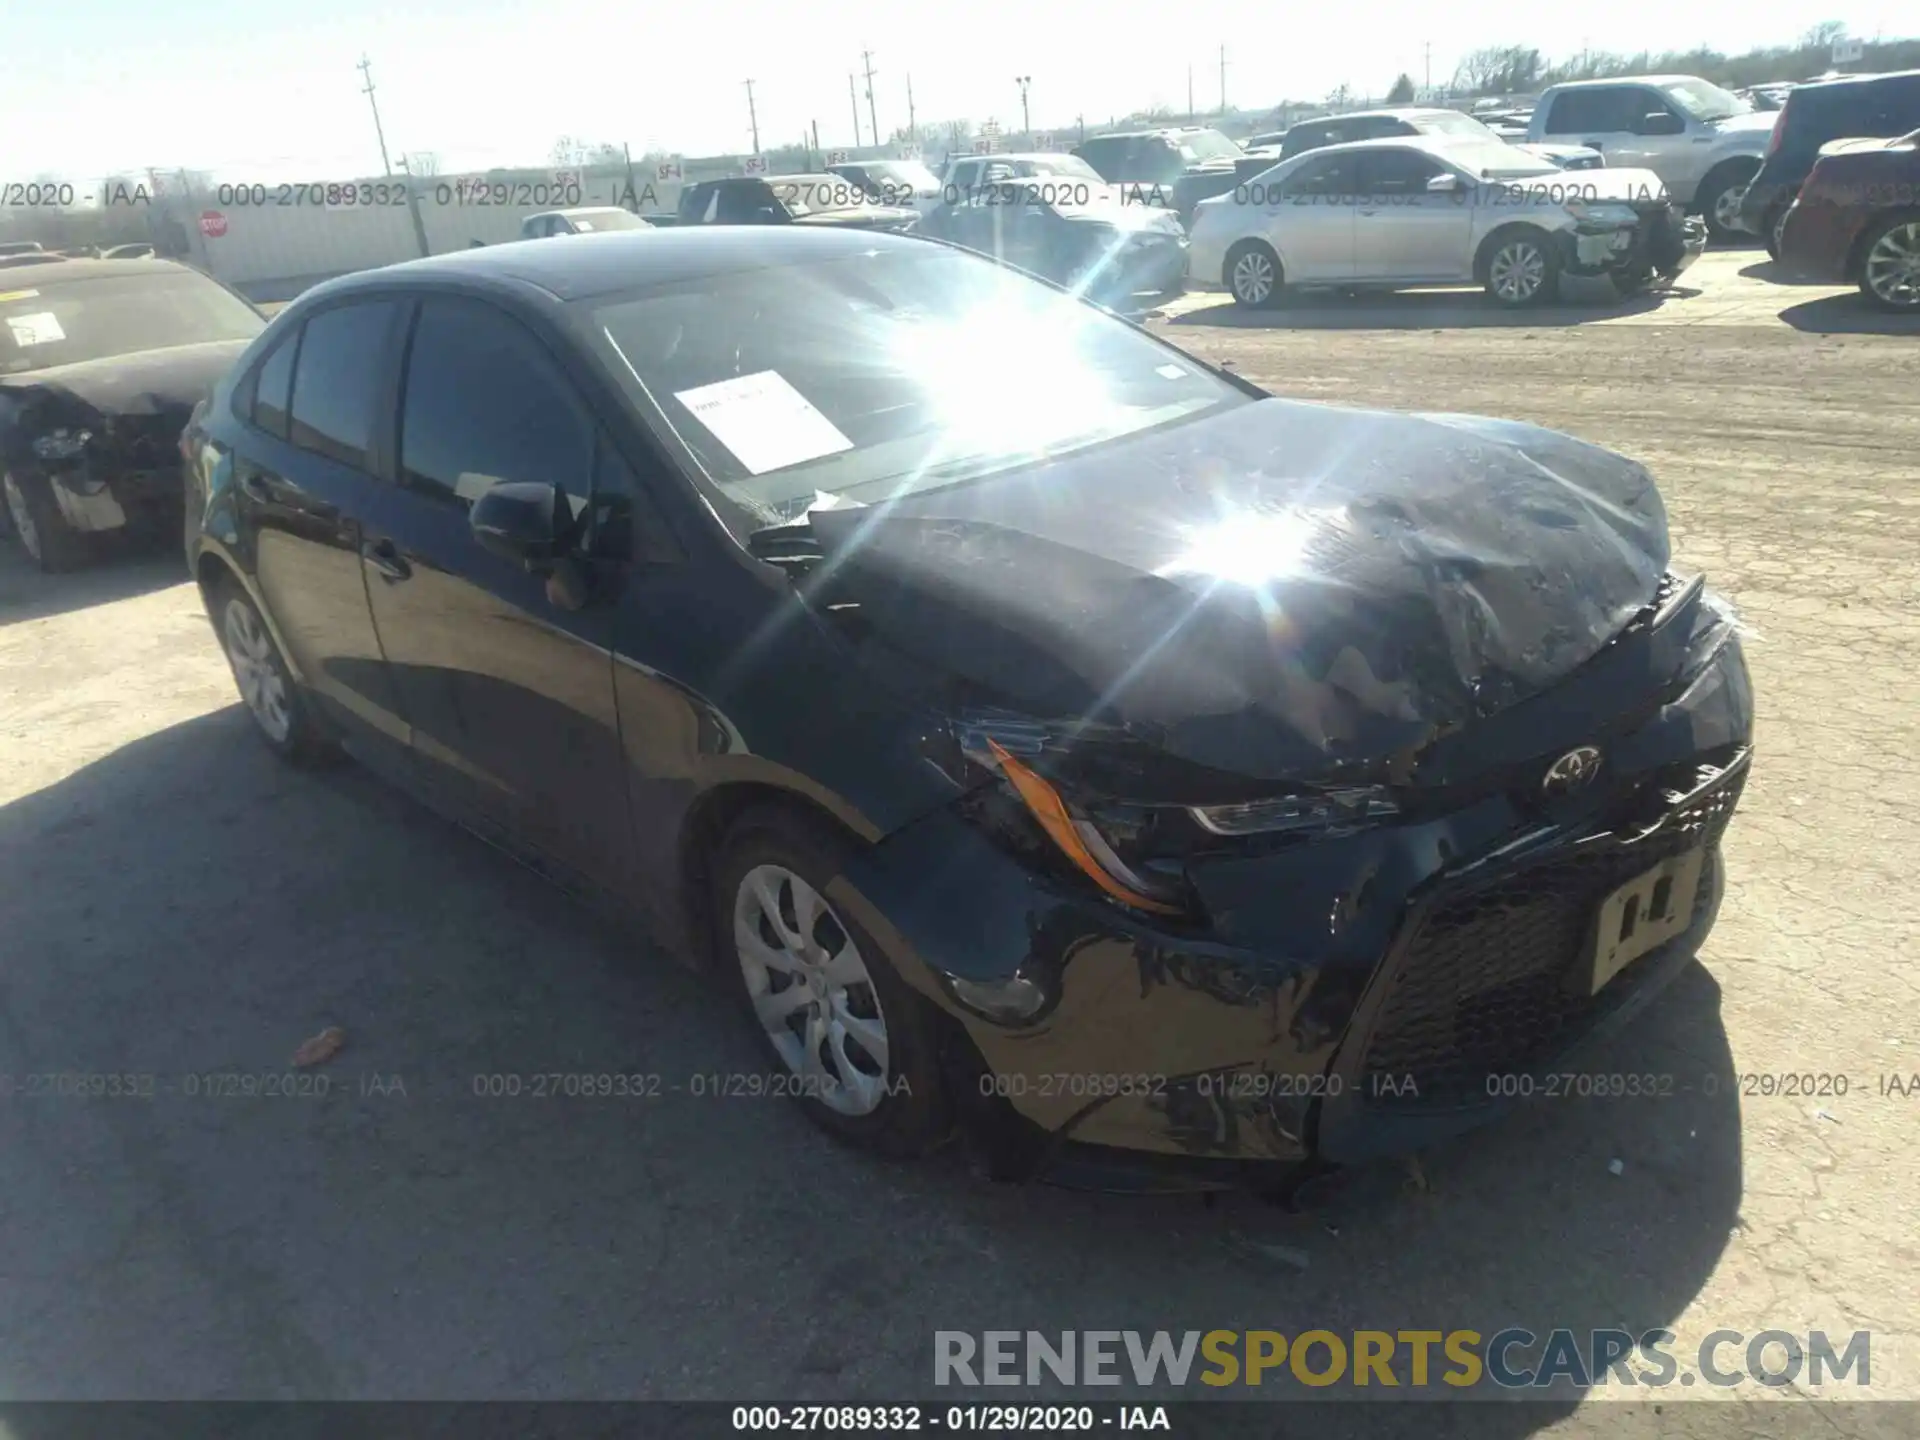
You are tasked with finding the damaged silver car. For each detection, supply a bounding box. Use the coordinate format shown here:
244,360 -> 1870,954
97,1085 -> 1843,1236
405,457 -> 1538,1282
1188,134 -> 1707,309
1,257 -> 263,571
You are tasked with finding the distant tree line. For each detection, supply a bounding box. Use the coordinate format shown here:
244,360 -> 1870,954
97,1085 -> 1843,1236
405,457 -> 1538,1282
1451,24 -> 1920,96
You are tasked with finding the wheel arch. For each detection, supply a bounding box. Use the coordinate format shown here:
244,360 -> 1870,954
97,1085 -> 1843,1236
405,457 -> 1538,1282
676,779 -> 883,970
1846,206 -> 1920,283
1221,235 -> 1284,291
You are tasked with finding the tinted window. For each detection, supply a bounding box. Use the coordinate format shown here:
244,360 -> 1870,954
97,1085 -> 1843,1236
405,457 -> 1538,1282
1283,154 -> 1357,196
287,301 -> 396,469
251,331 -> 297,439
1355,149 -> 1448,195
1545,88 -> 1641,134
399,298 -> 592,513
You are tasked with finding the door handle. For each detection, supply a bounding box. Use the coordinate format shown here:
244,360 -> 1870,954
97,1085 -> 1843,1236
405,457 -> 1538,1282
1358,209 -> 1378,216
238,473 -> 272,503
361,538 -> 412,583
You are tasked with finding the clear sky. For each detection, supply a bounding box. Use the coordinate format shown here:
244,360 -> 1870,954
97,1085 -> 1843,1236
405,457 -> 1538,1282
4,0 -> 1911,183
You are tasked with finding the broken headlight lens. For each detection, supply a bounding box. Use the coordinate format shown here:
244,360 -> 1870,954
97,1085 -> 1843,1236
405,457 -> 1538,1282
31,428 -> 92,460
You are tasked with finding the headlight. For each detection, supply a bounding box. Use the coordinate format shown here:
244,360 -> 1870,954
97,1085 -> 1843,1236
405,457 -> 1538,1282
1564,199 -> 1640,225
31,427 -> 92,460
957,727 -> 1400,917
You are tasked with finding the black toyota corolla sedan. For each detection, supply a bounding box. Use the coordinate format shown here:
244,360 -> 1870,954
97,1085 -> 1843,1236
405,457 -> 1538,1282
182,227 -> 1752,1190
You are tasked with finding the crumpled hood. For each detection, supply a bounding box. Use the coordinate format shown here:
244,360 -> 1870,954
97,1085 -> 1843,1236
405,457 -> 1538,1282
0,339 -> 249,416
806,397 -> 1668,782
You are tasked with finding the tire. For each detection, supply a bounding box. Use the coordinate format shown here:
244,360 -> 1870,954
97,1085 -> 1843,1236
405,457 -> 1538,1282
1480,228 -> 1561,307
1697,164 -> 1758,246
712,806 -> 952,1159
1763,203 -> 1790,262
1856,212 -> 1920,313
2,469 -> 86,572
211,576 -> 336,765
1224,239 -> 1284,309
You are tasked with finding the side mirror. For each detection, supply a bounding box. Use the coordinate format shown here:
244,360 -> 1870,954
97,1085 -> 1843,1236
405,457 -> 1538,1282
469,480 -> 574,569
1425,173 -> 1462,193
1637,111 -> 1684,136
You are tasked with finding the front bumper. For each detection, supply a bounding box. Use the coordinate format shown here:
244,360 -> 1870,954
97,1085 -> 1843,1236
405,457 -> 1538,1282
1558,205 -> 1706,282
1090,235 -> 1189,297
831,596 -> 1752,1188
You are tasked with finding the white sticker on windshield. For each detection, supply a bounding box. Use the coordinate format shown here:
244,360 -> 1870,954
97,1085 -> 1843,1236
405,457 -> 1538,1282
6,312 -> 64,346
1155,364 -> 1187,379
674,370 -> 853,476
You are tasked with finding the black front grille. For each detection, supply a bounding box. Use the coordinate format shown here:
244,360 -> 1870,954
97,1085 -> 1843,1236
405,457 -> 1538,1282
1360,758 -> 1746,1106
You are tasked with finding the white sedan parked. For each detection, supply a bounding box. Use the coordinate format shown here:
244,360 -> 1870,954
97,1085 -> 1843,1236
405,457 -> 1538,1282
1187,135 -> 1706,308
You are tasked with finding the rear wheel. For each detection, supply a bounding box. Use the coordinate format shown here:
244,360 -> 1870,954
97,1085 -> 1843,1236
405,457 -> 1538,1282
2,469 -> 85,572
712,807 -> 952,1159
213,578 -> 336,764
1481,229 -> 1560,307
1224,240 -> 1283,309
1763,202 -> 1791,262
1858,213 -> 1920,313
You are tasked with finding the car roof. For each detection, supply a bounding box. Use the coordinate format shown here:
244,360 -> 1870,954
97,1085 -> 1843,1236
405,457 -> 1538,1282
1791,67 -> 1920,92
1545,74 -> 1703,91
950,152 -> 1081,164
0,256 -> 196,287
307,226 -> 931,306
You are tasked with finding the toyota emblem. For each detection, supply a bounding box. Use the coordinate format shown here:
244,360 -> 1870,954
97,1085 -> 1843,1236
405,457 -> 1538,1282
1542,746 -> 1603,797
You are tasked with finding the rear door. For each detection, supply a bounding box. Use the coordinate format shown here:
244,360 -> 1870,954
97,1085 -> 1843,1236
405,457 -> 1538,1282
1350,148 -> 1475,282
240,299 -> 412,767
356,293 -> 632,890
1541,86 -> 1653,165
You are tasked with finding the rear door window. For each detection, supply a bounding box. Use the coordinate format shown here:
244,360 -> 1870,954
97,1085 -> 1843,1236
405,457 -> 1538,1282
1545,87 -> 1639,135
250,330 -> 297,439
286,300 -> 399,470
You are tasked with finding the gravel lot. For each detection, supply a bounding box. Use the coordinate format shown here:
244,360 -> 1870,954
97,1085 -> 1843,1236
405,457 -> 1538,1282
1,249 -> 1915,1430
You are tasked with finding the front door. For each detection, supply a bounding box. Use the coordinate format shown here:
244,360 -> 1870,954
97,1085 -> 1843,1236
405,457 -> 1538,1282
357,294 -> 633,891
1272,153 -> 1358,282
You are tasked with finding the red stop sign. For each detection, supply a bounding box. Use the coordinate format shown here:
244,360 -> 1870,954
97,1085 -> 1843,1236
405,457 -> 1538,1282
199,210 -> 228,238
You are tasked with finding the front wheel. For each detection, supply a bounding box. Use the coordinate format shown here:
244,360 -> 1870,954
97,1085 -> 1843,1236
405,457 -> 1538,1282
1763,203 -> 1790,262
1857,213 -> 1920,313
1482,230 -> 1560,307
1224,239 -> 1284,309
713,808 -> 952,1159
2,470 -> 85,572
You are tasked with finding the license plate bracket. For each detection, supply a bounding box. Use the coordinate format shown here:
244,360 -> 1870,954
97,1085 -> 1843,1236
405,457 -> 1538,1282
1589,848 -> 1705,995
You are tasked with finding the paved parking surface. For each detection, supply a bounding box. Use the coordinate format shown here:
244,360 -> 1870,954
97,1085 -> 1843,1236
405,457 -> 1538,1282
1,243 -> 1915,1428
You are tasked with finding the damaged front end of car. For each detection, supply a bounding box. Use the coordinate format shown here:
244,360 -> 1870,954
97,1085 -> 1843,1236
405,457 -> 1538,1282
1559,197 -> 1708,287
769,397 -> 1752,1188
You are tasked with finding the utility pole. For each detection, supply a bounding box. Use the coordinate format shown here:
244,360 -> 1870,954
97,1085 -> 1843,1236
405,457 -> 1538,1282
1188,66 -> 1195,121
906,74 -> 917,144
1218,45 -> 1228,115
849,75 -> 862,146
1424,41 -> 1432,98
396,154 -> 431,257
862,50 -> 880,149
744,79 -> 760,153
1014,76 -> 1032,136
357,55 -> 393,176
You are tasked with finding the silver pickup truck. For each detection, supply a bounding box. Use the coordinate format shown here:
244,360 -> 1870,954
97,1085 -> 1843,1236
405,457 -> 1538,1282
1527,75 -> 1777,239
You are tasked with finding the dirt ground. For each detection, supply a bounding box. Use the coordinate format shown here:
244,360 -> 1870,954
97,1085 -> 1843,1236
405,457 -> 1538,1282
0,248 -> 1915,1430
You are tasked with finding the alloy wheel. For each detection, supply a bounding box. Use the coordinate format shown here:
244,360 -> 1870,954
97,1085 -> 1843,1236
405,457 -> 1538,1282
1864,222 -> 1920,310
733,864 -> 891,1116
3,473 -> 41,562
222,597 -> 292,743
1489,241 -> 1546,302
1230,249 -> 1275,305
1712,183 -> 1749,236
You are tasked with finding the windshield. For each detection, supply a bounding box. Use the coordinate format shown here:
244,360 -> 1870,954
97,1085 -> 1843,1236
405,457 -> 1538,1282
1177,130 -> 1242,163
588,246 -> 1248,538
1027,155 -> 1103,181
858,161 -> 941,192
1662,79 -> 1751,122
1420,111 -> 1500,141
0,269 -> 262,374
566,209 -> 650,231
